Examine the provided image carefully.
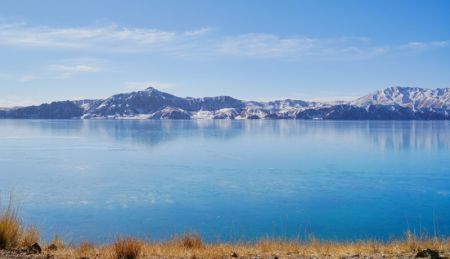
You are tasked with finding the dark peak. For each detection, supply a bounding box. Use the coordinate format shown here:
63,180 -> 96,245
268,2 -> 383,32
209,95 -> 238,100
144,86 -> 161,93
106,86 -> 164,100
126,86 -> 169,97
138,86 -> 184,100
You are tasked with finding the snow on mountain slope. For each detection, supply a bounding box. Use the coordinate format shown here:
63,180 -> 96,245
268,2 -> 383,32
84,87 -> 191,118
351,86 -> 450,110
187,96 -> 244,111
192,108 -> 240,119
148,106 -> 191,119
72,99 -> 102,112
1,86 -> 449,120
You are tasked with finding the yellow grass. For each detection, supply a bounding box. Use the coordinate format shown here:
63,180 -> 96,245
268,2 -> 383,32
21,225 -> 40,247
0,200 -> 22,249
176,233 -> 204,249
50,233 -> 65,249
0,196 -> 41,249
75,241 -> 97,258
40,236 -> 449,259
114,238 -> 142,259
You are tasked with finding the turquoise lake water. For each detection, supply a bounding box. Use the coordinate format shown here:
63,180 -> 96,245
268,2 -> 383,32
0,120 -> 449,243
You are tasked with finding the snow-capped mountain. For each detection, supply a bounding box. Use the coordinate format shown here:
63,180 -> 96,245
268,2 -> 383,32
83,87 -> 190,118
0,86 -> 449,120
82,87 -> 245,119
351,86 -> 450,110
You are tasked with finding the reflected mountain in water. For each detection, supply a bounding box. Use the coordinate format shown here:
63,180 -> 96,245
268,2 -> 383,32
1,120 -> 448,151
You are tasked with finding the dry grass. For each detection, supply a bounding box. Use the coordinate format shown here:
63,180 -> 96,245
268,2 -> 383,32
75,241 -> 97,258
99,237 -> 448,258
61,235 -> 444,258
49,233 -> 65,249
21,225 -> 40,247
1,230 -> 448,258
178,233 -> 203,249
0,198 -> 23,249
0,196 -> 40,250
114,238 -> 142,259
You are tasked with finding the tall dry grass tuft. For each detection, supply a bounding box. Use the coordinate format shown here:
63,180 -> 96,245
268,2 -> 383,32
21,226 -> 40,247
114,238 -> 142,259
0,198 -> 22,249
406,229 -> 418,251
77,241 -> 96,258
180,233 -> 203,249
50,233 -> 65,249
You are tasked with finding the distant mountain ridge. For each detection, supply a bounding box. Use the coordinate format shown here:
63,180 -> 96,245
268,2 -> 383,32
1,86 -> 449,120
351,86 -> 450,110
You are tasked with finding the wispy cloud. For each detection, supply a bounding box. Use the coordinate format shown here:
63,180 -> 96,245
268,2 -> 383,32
0,22 -> 211,54
218,34 -> 320,57
217,34 -> 450,59
400,40 -> 450,51
183,27 -> 213,37
125,81 -> 176,91
0,21 -> 448,60
217,34 -> 390,59
47,58 -> 103,78
18,74 -> 35,82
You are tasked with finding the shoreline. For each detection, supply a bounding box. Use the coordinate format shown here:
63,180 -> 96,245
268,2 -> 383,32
0,235 -> 449,258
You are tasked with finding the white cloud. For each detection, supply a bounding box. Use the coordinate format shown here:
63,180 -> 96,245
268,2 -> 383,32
48,64 -> 100,78
401,40 -> 450,51
18,74 -> 35,82
0,21 -> 447,59
47,58 -> 103,78
49,64 -> 98,73
125,81 -> 176,91
217,34 -> 390,59
0,22 -> 209,53
219,34 -> 319,57
183,27 -> 213,37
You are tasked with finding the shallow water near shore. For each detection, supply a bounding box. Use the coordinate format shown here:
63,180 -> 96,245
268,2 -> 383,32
0,120 -> 449,243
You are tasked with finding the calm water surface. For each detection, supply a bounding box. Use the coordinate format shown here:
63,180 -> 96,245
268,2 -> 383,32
0,120 -> 449,243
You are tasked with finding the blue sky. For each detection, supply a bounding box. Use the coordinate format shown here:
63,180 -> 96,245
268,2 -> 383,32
0,0 -> 449,106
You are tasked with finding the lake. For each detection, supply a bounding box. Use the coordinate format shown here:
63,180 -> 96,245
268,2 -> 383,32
0,120 -> 449,243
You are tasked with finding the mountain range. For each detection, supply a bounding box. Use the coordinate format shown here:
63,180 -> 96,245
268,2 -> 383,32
1,86 -> 449,120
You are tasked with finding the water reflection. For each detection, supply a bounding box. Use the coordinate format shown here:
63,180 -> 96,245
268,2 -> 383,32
96,120 -> 450,151
0,120 -> 449,151
365,121 -> 450,150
